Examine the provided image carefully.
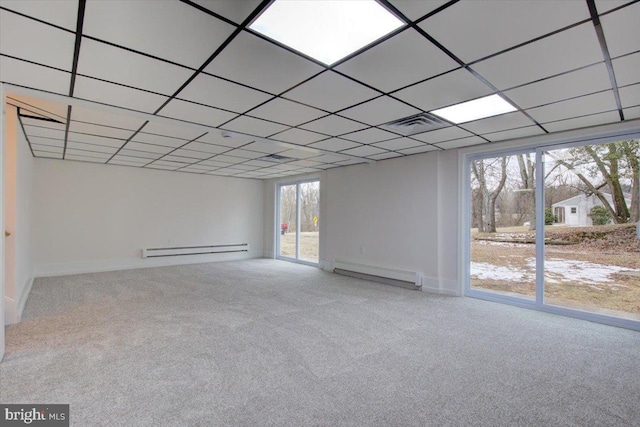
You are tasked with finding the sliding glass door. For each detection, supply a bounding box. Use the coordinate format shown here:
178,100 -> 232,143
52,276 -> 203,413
277,179 -> 319,265
467,138 -> 640,329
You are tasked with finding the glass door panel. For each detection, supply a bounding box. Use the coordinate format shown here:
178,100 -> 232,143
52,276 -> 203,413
278,180 -> 320,264
299,181 -> 320,263
469,153 -> 536,300
279,184 -> 297,258
543,142 -> 640,320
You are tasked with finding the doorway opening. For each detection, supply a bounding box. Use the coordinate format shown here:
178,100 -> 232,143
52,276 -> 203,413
277,179 -> 320,265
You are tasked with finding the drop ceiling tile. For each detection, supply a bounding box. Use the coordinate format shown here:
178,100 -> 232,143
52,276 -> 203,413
67,133 -> 124,148
612,52 -> 640,86
196,131 -> 254,148
69,105 -> 146,130
283,160 -> 322,168
225,149 -> 269,159
142,121 -> 204,141
205,31 -> 323,94
83,0 -> 234,68
435,136 -> 487,150
527,91 -> 617,124
503,64 -> 613,109
388,0 -> 450,21
74,76 -> 169,113
158,99 -> 237,128
168,149 -> 213,160
624,105 -> 640,119
544,111 -> 621,132
32,143 -> 63,153
299,114 -> 368,135
277,149 -> 319,160
154,157 -> 193,166
110,155 -> 149,165
66,154 -> 107,163
33,151 -> 62,159
130,132 -> 186,148
150,159 -> 187,168
307,138 -> 361,152
23,125 -> 65,140
118,149 -> 163,160
182,141 -> 229,155
368,151 -> 404,160
372,137 -> 423,151
338,96 -> 420,126
422,0 -> 590,63
20,120 -> 65,132
340,145 -> 387,157
65,148 -> 112,159
462,112 -> 536,135
341,127 -> 400,144
124,142 -> 174,155
1,0 -> 78,30
199,159 -> 235,167
0,57 -> 70,95
411,126 -> 472,144
206,154 -> 245,164
248,98 -> 326,126
619,83 -> 640,108
221,116 -> 288,138
180,164 -> 213,172
243,159 -> 276,168
146,164 -> 180,171
397,144 -> 440,155
190,0 -> 263,24
0,10 -> 75,70
600,2 -> 640,58
270,128 -> 327,145
393,68 -> 492,112
68,121 -> 134,140
77,39 -> 193,95
472,23 -> 603,90
66,141 -> 117,154
29,137 -> 64,148
596,0 -> 632,13
241,141 -> 287,154
178,73 -> 272,113
334,158 -> 366,166
336,28 -> 458,92
312,153 -> 353,163
227,164 -> 261,171
283,71 -> 379,112
483,126 -> 546,142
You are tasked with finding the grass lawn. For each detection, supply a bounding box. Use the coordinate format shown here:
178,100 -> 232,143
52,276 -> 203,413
279,232 -> 319,262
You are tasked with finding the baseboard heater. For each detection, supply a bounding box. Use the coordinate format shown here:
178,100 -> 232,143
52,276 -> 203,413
142,243 -> 249,259
333,260 -> 422,290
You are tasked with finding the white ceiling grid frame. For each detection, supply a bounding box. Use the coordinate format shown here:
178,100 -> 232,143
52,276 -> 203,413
158,99 -> 238,128
299,114 -> 369,136
0,57 -> 71,96
248,97 -> 326,127
598,1 -> 640,58
337,95 -> 421,126
72,76 -> 170,114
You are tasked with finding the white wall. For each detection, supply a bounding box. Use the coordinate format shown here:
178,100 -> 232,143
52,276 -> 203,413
263,151 -> 461,295
32,160 -> 264,276
3,105 -> 35,324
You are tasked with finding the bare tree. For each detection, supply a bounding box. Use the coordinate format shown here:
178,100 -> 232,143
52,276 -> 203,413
472,157 -> 508,233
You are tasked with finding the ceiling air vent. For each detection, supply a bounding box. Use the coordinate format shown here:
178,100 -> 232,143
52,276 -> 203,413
380,112 -> 448,136
261,154 -> 294,163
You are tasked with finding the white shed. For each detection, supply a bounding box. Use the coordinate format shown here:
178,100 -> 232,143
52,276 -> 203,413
552,193 -> 630,226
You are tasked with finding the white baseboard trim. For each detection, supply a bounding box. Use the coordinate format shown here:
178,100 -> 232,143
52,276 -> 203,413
35,252 -> 259,278
4,296 -> 18,325
17,276 -> 34,320
421,277 -> 461,296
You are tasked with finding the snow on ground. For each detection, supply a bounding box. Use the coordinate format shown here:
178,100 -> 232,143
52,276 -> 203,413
471,257 -> 638,288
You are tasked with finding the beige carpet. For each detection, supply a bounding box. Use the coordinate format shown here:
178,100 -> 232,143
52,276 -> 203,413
1,259 -> 639,426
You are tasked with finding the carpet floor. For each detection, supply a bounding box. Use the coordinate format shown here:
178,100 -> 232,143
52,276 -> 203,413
1,259 -> 639,426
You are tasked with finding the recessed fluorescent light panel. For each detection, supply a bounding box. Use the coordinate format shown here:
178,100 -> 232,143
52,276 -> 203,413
249,0 -> 404,65
431,94 -> 517,124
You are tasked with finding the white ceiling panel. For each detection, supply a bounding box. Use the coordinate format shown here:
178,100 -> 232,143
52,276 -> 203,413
393,68 -> 492,112
68,121 -> 135,140
308,154 -> 346,164
367,151 -> 404,160
66,154 -> 106,163
158,99 -> 237,128
543,111 -> 621,133
73,76 -> 169,113
600,2 -> 640,58
472,23 -> 603,90
0,57 -> 70,95
77,39 -> 193,95
612,53 -> 640,86
277,149 -> 319,160
242,141 -> 288,154
167,150 -> 212,160
67,133 -> 126,148
483,126 -> 546,143
336,28 -> 458,92
181,141 -> 229,155
130,132 -> 187,148
624,105 -> 640,119
221,115 -> 288,138
248,98 -> 326,126
23,125 -> 65,140
397,144 -> 439,155
372,138 -> 423,151
596,0 -> 633,13
177,73 -> 272,113
65,148 -> 112,159
66,141 -> 117,154
504,64 -> 613,109
299,114 -> 368,136
32,143 -> 63,153
29,136 -> 64,148
340,145 -> 387,157
411,126 -> 474,144
422,0 -> 589,63
435,136 -> 487,150
190,0 -> 262,24
338,96 -> 420,126
388,0 -> 450,21
20,120 -> 65,132
461,111 -> 536,135
270,128 -> 327,145
619,84 -> 640,108
526,91 -> 617,124
283,71 -> 379,112
205,153 -> 245,164
205,31 -> 323,94
286,160 -> 322,168
196,131 -> 255,148
1,0 -> 78,30
110,155 -> 150,165
142,121 -> 205,141
243,159 -> 278,168
33,150 -> 62,159
69,105 -> 146,130
10,95 -> 69,120
308,138 -> 361,152
83,0 -> 234,69
122,142 -> 174,155
0,10 -> 75,71
341,127 -> 399,144
199,159 -> 236,167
